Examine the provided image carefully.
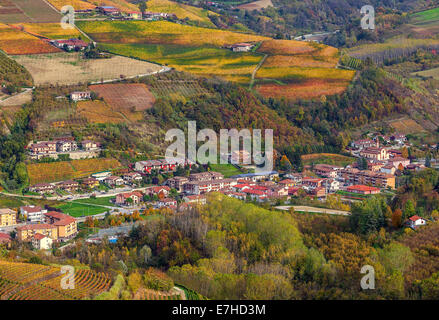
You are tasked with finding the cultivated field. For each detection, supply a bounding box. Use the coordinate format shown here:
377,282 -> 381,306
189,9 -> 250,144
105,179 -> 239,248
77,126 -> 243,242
89,83 -> 156,112
0,23 -> 61,55
255,39 -> 352,100
77,100 -> 126,124
27,158 -> 121,184
47,0 -> 96,11
0,0 -> 60,23
146,0 -> 218,26
389,118 -> 426,134
100,43 -> 264,84
12,52 -> 164,85
237,0 -> 273,11
11,22 -> 81,39
0,260 -> 112,300
77,20 -> 269,47
148,79 -> 209,99
412,66 -> 439,80
301,153 -> 356,167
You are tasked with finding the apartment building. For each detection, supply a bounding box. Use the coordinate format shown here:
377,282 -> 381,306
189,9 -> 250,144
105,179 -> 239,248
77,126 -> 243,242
44,211 -> 78,241
184,178 -> 237,195
20,205 -> 47,223
17,224 -> 58,241
340,168 -> 395,189
0,208 -> 16,227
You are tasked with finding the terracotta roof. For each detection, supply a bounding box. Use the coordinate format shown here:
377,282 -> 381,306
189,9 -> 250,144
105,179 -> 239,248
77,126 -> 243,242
32,233 -> 47,240
409,215 -> 423,222
17,224 -> 54,231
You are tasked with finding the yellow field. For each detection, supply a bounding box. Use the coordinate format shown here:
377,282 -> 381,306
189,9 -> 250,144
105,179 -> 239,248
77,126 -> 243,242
27,158 -> 121,184
147,0 -> 218,23
88,0 -> 138,12
258,39 -> 317,55
47,0 -> 96,10
263,55 -> 338,68
11,23 -> 81,39
389,119 -> 426,134
256,66 -> 355,81
77,100 -> 125,124
78,20 -> 269,47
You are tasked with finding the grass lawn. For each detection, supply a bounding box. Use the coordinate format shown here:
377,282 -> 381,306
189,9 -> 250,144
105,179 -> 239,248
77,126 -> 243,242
74,196 -> 115,206
209,164 -> 243,178
55,202 -> 108,217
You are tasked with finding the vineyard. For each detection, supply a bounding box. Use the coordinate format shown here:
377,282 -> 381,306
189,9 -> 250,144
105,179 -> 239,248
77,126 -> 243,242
340,55 -> 362,70
0,23 -> 61,55
27,158 -> 121,184
0,0 -> 60,23
0,260 -> 112,300
0,50 -> 33,88
11,23 -> 81,40
47,0 -> 96,11
149,79 -> 209,98
76,20 -> 269,47
77,100 -> 126,124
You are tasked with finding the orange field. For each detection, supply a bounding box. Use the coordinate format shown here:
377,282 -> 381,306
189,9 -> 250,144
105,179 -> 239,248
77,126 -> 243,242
47,0 -> 96,11
0,23 -> 60,54
89,83 -> 155,122
256,79 -> 352,100
77,100 -> 126,124
389,119 -> 426,134
258,39 -> 317,55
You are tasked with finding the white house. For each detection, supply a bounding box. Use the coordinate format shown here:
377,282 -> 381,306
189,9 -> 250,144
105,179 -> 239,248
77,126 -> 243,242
20,205 -> 47,223
407,215 -> 427,229
32,233 -> 53,250
323,179 -> 340,193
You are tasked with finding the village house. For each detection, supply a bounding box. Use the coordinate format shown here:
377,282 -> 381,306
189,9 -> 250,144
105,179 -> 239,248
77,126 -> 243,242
81,140 -> 99,151
278,179 -> 296,188
405,163 -> 425,172
346,185 -> 381,195
243,188 -> 267,202
115,191 -> 143,206
388,149 -> 403,158
184,179 -> 237,195
0,233 -> 12,247
166,176 -> 189,192
309,187 -> 326,199
91,171 -> 112,181
157,198 -> 178,208
70,91 -> 91,101
29,183 -> 55,194
314,164 -> 342,178
126,11 -> 142,19
302,177 -> 325,189
392,133 -> 407,144
283,173 -> 303,184
56,140 -> 78,152
0,208 -> 16,227
407,215 -> 427,229
182,195 -> 207,205
360,147 -> 389,161
57,180 -> 80,192
44,211 -> 78,241
380,164 -> 396,175
96,6 -> 120,15
134,159 -> 183,174
20,205 -> 47,223
104,176 -> 124,187
32,233 -> 53,250
123,172 -> 143,184
351,139 -> 376,150
144,186 -> 170,198
29,141 -> 57,155
367,159 -> 386,172
387,157 -> 410,169
323,179 -> 340,193
189,171 -> 224,182
232,171 -> 279,182
81,177 -> 100,189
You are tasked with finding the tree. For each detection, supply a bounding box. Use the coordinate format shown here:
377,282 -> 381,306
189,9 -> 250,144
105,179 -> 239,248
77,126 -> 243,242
391,209 -> 403,228
401,147 -> 408,159
138,1 -> 147,15
403,200 -> 416,220
426,153 -> 431,168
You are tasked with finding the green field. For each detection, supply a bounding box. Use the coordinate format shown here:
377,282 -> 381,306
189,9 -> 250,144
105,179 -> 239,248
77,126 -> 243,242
411,7 -> 439,24
209,164 -> 243,178
55,202 -> 108,217
100,43 -> 264,84
73,196 -> 115,206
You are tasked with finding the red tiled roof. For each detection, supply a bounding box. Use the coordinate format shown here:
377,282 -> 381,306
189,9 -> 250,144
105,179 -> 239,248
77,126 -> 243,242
409,215 -> 423,222
33,233 -> 47,240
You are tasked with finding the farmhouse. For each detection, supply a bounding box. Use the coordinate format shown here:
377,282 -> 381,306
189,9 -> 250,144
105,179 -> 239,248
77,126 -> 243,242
52,39 -> 88,51
0,208 -> 16,227
407,215 -> 427,229
71,91 -> 91,101
56,140 -> 78,152
29,183 -> 55,194
20,205 -> 47,223
346,185 -> 381,195
81,140 -> 100,151
115,191 -> 143,206
231,43 -> 253,52
126,11 -> 142,19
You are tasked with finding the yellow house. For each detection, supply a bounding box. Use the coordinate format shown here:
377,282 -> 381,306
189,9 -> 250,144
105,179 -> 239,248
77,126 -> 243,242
0,208 -> 17,227
45,212 -> 78,240
16,224 -> 58,241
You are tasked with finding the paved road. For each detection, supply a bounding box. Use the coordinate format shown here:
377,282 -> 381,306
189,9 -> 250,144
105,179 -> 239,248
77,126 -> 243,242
275,205 -> 350,216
